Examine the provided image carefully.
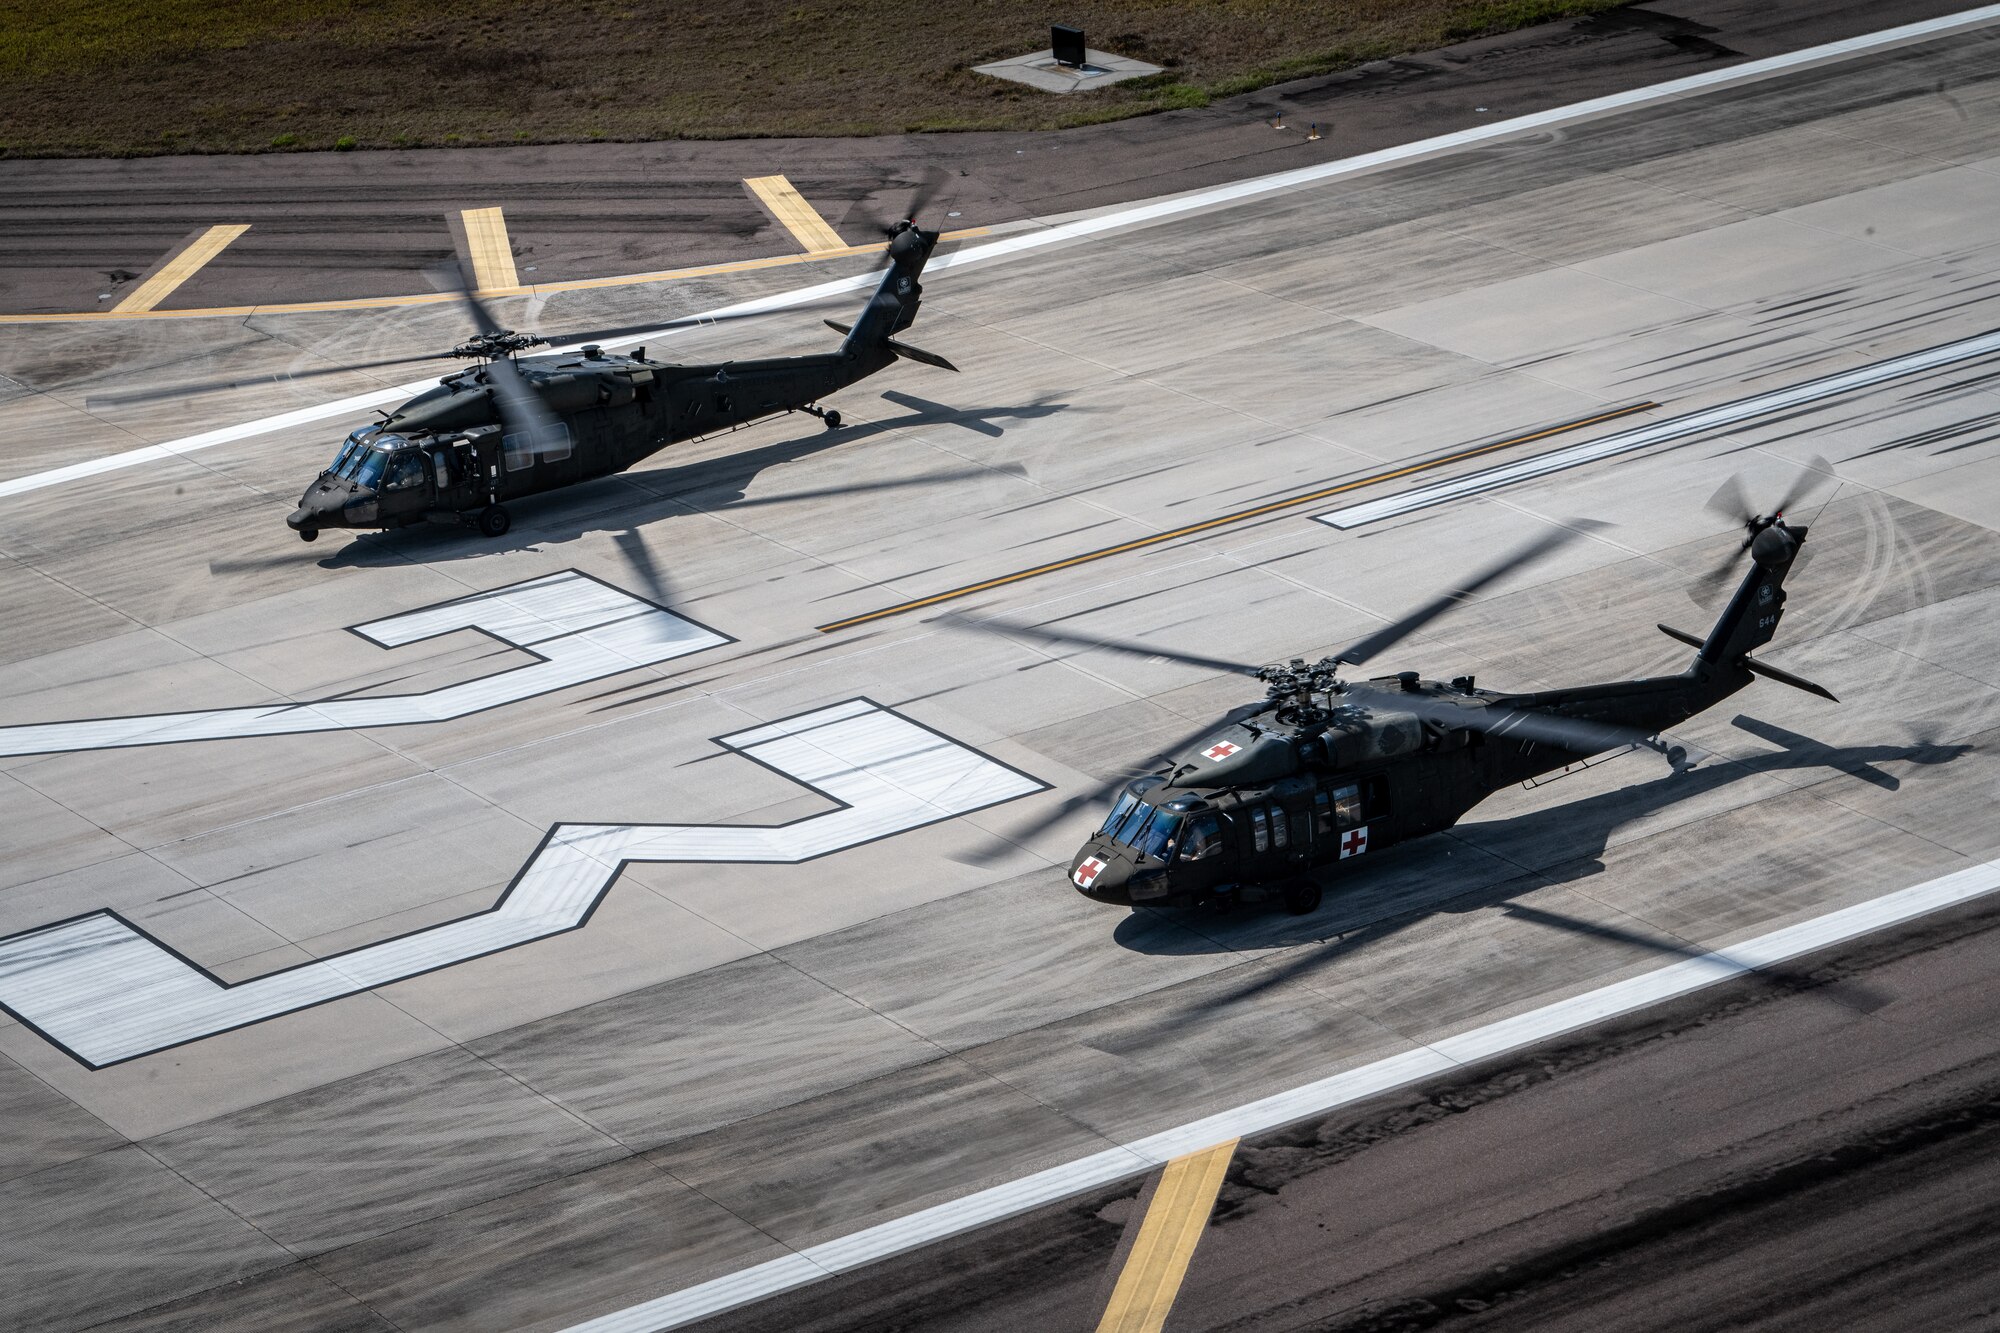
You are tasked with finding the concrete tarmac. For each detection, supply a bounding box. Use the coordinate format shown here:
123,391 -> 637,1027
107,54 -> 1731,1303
3,12 -> 2000,1333
712,893 -> 2000,1332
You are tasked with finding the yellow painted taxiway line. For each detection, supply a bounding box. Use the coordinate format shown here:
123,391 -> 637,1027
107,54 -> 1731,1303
0,227 -> 990,325
460,206 -> 521,293
1097,1140 -> 1237,1333
814,401 -> 1660,633
110,224 -> 250,314
744,175 -> 848,254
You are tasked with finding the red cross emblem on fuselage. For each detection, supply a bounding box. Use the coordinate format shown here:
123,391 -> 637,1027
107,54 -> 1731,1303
1202,740 -> 1241,761
1073,856 -> 1107,888
1339,826 -> 1369,859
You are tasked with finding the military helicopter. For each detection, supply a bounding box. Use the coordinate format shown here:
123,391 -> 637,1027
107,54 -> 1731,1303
98,200 -> 957,543
949,461 -> 1839,915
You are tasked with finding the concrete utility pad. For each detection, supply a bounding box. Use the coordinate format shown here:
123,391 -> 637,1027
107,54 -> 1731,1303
974,48 -> 1163,93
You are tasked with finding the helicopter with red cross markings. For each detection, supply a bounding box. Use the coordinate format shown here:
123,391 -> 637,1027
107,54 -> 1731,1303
950,460 -> 1839,915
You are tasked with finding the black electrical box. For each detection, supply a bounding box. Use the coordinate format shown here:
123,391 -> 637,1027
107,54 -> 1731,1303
1052,25 -> 1086,68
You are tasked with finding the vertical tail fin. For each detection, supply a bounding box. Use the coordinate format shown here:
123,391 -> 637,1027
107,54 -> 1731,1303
840,223 -> 936,357
1699,521 -> 1804,665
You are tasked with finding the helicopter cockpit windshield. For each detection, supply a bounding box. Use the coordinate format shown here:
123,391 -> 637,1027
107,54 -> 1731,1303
1099,788 -> 1182,860
326,429 -> 405,488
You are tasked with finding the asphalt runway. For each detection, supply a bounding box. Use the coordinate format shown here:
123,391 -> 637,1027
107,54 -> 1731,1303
4,10 -> 2000,1333
0,0 -> 1968,318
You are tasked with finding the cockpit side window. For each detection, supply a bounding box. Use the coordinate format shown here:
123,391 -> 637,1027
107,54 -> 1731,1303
351,449 -> 387,487
1135,808 -> 1180,860
384,451 -> 426,492
1180,815 -> 1221,862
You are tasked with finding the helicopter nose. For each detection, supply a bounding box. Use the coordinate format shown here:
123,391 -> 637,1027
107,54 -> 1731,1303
1069,843 -> 1133,904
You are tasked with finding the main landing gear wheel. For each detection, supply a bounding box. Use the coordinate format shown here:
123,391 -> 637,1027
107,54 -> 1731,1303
297,524 -> 318,543
1283,879 -> 1323,916
822,410 -> 842,431
478,505 -> 511,538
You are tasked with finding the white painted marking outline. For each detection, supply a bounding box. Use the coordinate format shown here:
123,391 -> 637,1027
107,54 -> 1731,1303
7,2 -> 1997,504
0,569 -> 730,757
562,855 -> 2000,1332
0,698 -> 1046,1069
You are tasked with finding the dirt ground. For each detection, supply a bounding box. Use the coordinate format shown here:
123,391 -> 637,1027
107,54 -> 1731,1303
0,0 -> 1624,157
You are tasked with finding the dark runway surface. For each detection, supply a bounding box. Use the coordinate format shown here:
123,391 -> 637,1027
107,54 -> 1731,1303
705,893 -> 2000,1332
0,0 -> 1966,317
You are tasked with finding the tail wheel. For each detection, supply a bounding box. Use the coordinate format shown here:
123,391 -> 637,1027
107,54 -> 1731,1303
478,505 -> 511,538
823,410 -> 842,431
1283,879 -> 1322,916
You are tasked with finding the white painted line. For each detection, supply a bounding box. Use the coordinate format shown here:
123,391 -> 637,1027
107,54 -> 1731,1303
7,3 -> 1998,505
560,854 -> 2000,1332
0,570 -> 727,756
1317,328 -> 2000,528
0,699 -> 1043,1068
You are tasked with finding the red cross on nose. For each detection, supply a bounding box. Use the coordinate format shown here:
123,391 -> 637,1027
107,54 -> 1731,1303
1073,856 -> 1106,887
1202,740 -> 1241,761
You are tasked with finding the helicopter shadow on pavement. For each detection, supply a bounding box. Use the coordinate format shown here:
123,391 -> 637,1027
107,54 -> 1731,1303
213,390 -> 1084,598
1112,718 -> 1972,1017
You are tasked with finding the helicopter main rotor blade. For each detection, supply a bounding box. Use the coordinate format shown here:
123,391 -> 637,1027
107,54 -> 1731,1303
952,700 -> 1271,866
544,299 -> 860,350
1388,689 -> 1653,755
936,612 -> 1262,678
483,352 -> 567,452
86,349 -> 460,407
1332,520 -> 1610,668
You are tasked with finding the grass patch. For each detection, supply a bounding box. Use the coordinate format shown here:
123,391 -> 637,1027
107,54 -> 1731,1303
0,0 -> 1633,157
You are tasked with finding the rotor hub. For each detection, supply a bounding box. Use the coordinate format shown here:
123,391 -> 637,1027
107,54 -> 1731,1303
450,331 -> 546,360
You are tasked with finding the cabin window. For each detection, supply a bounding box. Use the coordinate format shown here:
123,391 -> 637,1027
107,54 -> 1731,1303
1251,807 -> 1269,853
1332,783 -> 1363,827
431,450 -> 454,487
1269,803 -> 1288,849
1181,815 -> 1221,862
1363,775 -> 1390,819
503,423 -> 573,471
1314,791 -> 1333,836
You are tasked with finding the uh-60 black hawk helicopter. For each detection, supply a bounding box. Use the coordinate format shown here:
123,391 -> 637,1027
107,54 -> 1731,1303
953,461 -> 1840,916
101,204 -> 957,543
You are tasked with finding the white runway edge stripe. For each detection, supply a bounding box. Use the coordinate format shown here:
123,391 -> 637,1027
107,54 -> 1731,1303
1318,327 -> 2000,528
5,2 -> 1998,504
0,570 -> 727,756
0,698 -> 1044,1068
561,855 -> 2000,1333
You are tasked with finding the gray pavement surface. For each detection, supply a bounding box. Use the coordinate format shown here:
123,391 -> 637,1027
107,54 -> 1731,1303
0,0 -> 1971,317
714,893 -> 2000,1332
4,12 -> 2000,1333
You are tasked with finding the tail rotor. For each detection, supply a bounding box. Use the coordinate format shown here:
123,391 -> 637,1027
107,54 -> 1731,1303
1688,454 -> 1834,605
